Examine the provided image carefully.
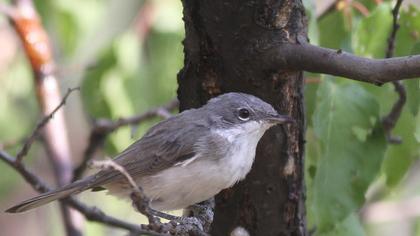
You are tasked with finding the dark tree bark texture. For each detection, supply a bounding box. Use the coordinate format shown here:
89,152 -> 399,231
177,0 -> 307,235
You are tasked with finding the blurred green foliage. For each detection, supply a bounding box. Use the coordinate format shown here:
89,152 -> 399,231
305,1 -> 420,235
0,0 -> 183,235
1,0 -> 420,235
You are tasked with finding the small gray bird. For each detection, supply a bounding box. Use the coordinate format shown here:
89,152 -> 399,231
6,92 -> 292,213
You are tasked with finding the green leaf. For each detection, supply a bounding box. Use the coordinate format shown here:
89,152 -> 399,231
405,43 -> 420,116
304,74 -> 320,127
405,79 -> 420,116
303,0 -> 319,45
305,127 -> 322,230
395,6 -> 420,56
353,3 -> 392,58
53,9 -> 79,56
81,48 -> 117,118
70,0 -> 145,66
322,213 -> 366,236
318,11 -> 352,50
382,109 -> 420,187
310,80 -> 387,233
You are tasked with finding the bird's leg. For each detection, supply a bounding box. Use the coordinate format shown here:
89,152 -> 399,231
130,192 -> 161,224
130,192 -> 181,222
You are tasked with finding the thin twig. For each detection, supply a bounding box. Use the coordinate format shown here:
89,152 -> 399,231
0,150 -> 165,236
16,87 -> 79,162
382,0 -> 406,144
72,99 -> 178,181
385,0 -> 404,59
90,159 -> 158,224
94,99 -> 178,133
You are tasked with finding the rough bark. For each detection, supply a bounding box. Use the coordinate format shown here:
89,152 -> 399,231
177,0 -> 307,235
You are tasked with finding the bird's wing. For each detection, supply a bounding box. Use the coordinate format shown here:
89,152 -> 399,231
89,110 -> 209,187
5,110 -> 211,213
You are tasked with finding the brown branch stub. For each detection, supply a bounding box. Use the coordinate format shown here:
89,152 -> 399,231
72,99 -> 178,181
16,87 -> 79,162
268,43 -> 420,84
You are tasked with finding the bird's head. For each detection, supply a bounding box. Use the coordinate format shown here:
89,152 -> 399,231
204,93 -> 293,139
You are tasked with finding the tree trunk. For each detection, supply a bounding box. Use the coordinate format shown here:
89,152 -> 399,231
177,0 -> 307,235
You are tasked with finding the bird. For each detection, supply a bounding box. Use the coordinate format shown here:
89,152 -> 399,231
6,92 -> 292,213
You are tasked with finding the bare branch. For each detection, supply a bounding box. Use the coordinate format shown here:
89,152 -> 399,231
381,0 -> 406,144
0,150 -> 165,236
72,99 -> 178,181
16,87 -> 79,162
0,150 -> 51,193
9,0 -> 80,233
267,43 -> 420,85
94,99 -> 178,133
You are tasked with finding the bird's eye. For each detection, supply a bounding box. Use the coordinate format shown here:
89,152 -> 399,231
238,108 -> 250,121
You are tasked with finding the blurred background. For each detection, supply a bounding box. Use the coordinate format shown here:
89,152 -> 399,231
0,0 -> 419,235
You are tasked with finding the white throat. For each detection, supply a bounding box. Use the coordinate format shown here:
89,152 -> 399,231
213,121 -> 272,186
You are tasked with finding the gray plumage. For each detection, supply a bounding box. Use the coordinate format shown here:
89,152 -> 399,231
6,92 -> 291,213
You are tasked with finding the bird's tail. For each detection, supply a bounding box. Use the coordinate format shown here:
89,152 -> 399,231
6,176 -> 96,213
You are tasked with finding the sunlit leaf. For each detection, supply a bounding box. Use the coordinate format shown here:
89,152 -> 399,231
353,3 -> 392,58
318,11 -> 352,50
322,213 -> 366,236
70,0 -> 145,66
395,6 -> 420,56
310,79 -> 387,233
81,48 -> 116,118
382,109 -> 420,187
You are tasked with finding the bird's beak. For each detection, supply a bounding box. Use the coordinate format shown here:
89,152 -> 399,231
267,114 -> 294,124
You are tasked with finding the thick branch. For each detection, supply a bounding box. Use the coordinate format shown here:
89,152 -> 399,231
270,43 -> 420,84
